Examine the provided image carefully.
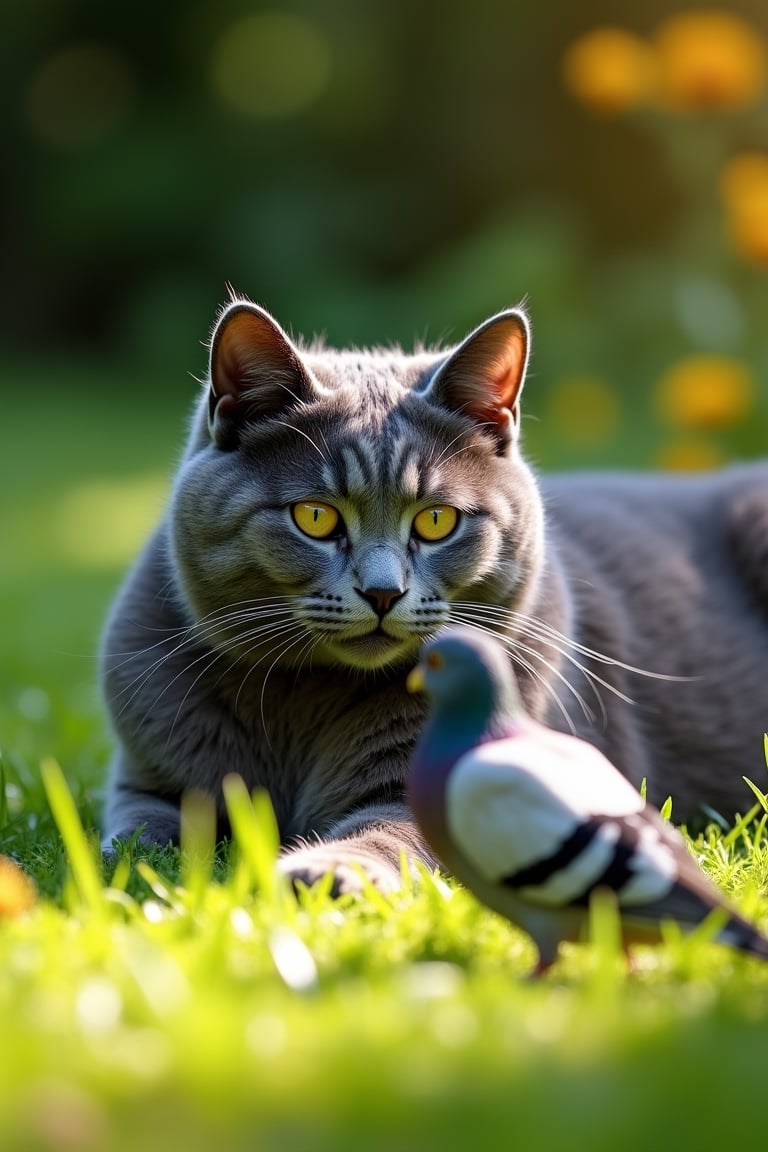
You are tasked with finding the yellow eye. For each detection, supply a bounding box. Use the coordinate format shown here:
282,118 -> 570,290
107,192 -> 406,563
412,505 -> 458,542
292,501 -> 340,539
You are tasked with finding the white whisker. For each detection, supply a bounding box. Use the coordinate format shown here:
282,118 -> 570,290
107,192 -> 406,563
448,611 -> 594,732
430,430 -> 474,470
456,601 -> 689,682
163,619 -> 306,747
235,625 -> 315,749
451,603 -> 636,719
271,420 -> 330,464
110,603 -> 297,706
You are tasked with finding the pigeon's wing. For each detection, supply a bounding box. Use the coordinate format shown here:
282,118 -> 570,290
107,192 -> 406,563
445,734 -> 683,911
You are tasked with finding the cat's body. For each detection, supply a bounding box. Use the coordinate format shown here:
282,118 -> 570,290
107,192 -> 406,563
543,468 -> 768,819
101,300 -> 768,890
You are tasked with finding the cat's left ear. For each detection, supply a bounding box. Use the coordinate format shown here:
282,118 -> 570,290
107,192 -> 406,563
208,300 -> 315,448
426,308 -> 530,449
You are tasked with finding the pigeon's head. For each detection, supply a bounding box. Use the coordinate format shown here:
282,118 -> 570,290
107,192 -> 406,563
406,626 -> 521,719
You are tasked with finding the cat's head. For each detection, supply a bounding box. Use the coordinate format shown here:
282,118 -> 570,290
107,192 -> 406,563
170,299 -> 544,673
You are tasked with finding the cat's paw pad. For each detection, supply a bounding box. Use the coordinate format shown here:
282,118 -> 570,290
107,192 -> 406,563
278,844 -> 402,897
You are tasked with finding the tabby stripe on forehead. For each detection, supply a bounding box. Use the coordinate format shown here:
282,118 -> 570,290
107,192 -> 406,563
320,444 -> 373,497
333,442 -> 377,497
390,441 -> 426,501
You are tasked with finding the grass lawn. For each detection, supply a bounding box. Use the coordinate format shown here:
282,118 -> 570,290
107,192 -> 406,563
2,361 -> 768,1152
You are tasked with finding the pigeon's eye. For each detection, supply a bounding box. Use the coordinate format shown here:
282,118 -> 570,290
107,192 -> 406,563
412,506 -> 458,543
292,501 -> 341,539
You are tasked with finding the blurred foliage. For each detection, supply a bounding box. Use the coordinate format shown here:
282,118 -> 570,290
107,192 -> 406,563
2,0 -> 768,475
3,2 -> 768,742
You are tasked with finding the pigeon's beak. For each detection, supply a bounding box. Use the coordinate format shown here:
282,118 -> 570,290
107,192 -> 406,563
406,663 -> 425,693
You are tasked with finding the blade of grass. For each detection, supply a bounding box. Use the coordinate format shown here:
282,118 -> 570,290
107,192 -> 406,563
586,887 -> 625,994
40,757 -> 103,913
742,777 -> 768,816
180,788 -> 216,907
135,861 -> 186,913
722,801 -> 762,848
700,804 -> 730,830
661,906 -> 729,975
750,814 -> 767,854
223,774 -> 286,907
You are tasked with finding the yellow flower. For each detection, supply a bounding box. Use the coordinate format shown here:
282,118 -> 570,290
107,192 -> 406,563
548,375 -> 621,445
0,855 -> 37,918
719,152 -> 768,264
562,27 -> 656,113
655,356 -> 755,429
654,10 -> 767,111
655,438 -> 723,471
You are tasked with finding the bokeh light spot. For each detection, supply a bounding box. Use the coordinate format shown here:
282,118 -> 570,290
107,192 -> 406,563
561,28 -> 656,113
719,153 -> 768,265
75,978 -> 123,1035
211,13 -> 331,120
654,10 -> 767,112
655,438 -> 723,472
655,356 -> 755,430
720,152 -> 768,203
24,43 -> 135,149
0,855 -> 37,918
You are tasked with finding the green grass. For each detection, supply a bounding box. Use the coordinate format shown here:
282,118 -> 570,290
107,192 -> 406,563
3,362 -> 768,1152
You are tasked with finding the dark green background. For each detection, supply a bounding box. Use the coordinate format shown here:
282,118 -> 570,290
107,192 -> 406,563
2,1 -> 767,783
2,0 -> 766,406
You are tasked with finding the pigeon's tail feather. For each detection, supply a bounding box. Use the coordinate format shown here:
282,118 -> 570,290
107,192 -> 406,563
719,917 -> 768,961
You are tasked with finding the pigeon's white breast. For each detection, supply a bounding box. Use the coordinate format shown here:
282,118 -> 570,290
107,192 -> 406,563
445,732 -> 644,884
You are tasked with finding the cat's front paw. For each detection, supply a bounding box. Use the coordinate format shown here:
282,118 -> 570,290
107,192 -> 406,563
100,819 -> 180,859
278,843 -> 402,897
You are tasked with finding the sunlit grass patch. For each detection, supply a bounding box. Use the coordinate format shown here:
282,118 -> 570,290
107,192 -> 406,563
2,755 -> 768,1151
2,369 -> 768,1151
51,474 -> 170,569
6,472 -> 169,576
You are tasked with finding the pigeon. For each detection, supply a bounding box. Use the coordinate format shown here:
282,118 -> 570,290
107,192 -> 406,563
406,625 -> 768,974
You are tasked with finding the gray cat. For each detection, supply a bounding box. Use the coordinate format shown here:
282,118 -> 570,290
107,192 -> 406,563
101,298 -> 768,892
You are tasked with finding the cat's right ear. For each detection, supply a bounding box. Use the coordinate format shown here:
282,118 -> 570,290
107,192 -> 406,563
208,301 -> 314,448
426,308 -> 530,450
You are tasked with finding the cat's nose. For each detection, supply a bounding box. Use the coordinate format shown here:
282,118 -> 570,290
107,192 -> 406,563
353,544 -> 407,617
355,586 -> 406,617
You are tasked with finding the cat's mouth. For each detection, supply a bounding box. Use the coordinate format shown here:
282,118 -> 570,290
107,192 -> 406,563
322,628 -> 419,670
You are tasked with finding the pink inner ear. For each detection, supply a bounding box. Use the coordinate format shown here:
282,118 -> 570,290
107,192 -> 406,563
215,332 -> 251,398
442,314 -> 528,426
211,304 -> 300,400
490,327 -> 527,410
